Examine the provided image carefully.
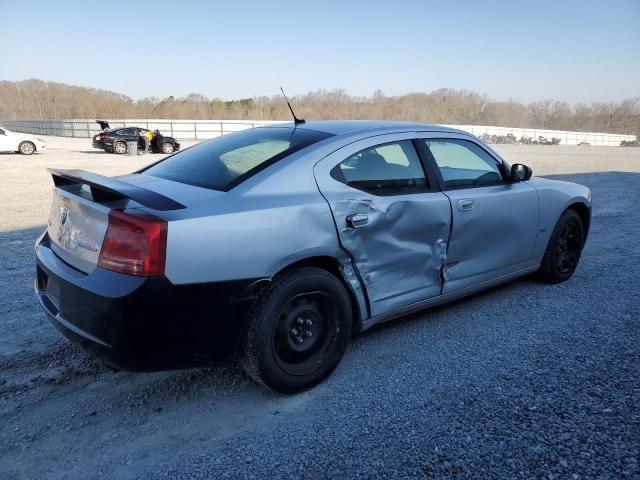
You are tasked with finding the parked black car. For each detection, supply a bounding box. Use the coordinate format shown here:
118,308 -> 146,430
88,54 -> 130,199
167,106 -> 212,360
92,121 -> 180,155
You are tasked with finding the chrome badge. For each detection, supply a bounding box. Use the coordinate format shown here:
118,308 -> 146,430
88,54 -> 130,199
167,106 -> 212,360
60,207 -> 69,226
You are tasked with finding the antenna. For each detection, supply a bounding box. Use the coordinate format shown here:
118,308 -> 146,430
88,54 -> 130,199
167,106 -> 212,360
280,87 -> 305,125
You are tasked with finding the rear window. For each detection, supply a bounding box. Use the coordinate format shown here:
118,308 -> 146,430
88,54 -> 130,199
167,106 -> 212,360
141,127 -> 332,190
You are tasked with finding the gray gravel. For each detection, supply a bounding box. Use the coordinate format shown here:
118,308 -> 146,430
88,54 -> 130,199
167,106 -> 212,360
0,141 -> 639,479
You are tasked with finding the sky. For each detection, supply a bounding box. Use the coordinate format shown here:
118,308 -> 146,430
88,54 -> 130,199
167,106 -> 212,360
0,0 -> 638,104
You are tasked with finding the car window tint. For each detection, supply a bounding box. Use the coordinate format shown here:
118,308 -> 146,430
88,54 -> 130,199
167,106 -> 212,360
331,140 -> 428,195
424,139 -> 503,187
0,129 -> 5,135
141,127 -> 332,191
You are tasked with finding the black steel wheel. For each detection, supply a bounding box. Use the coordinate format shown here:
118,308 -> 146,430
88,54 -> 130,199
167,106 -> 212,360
537,209 -> 584,283
242,267 -> 352,393
272,291 -> 339,376
555,222 -> 581,274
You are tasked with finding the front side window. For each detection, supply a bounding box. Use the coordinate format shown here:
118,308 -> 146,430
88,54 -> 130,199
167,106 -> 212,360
424,139 -> 504,188
142,127 -> 332,190
331,140 -> 428,195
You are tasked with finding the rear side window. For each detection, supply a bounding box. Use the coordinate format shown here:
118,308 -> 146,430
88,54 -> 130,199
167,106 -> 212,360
331,140 -> 428,195
424,139 -> 504,188
142,127 -> 332,191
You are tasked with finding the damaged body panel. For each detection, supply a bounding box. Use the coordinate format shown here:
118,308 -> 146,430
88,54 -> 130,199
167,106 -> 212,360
314,132 -> 451,317
327,196 -> 450,317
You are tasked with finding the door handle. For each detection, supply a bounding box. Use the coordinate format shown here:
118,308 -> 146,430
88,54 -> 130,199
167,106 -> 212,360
456,199 -> 474,212
346,213 -> 368,229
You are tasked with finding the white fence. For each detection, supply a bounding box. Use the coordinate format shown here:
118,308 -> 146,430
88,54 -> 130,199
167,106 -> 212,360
444,124 -> 636,147
1,119 -> 287,141
2,119 -> 636,146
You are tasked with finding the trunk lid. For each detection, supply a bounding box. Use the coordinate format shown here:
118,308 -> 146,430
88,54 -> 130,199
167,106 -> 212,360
47,187 -> 111,273
46,169 -> 192,274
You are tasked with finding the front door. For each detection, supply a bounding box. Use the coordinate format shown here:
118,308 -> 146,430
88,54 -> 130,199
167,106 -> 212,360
418,136 -> 540,293
314,134 -> 451,318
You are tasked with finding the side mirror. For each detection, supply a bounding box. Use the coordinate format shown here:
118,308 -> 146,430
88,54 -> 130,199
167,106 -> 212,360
511,163 -> 533,182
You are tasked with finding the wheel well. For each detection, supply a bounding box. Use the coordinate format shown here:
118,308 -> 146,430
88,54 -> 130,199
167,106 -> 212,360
275,256 -> 364,335
567,202 -> 590,241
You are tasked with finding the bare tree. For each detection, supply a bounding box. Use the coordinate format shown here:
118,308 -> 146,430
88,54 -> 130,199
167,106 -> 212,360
0,79 -> 638,135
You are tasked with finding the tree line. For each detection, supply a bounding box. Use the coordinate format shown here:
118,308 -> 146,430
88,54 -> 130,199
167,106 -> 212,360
1,79 -> 638,135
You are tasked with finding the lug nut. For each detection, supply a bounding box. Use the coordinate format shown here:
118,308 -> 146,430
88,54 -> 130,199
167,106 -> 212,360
296,337 -> 304,344
305,319 -> 313,326
306,331 -> 313,337
297,318 -> 304,325
290,328 -> 298,336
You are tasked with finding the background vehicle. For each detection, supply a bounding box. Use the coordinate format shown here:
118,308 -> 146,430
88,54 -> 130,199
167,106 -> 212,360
92,126 -> 180,154
0,127 -> 46,154
35,121 -> 591,393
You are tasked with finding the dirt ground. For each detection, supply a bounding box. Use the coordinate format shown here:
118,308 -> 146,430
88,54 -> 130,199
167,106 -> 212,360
1,137 -> 639,479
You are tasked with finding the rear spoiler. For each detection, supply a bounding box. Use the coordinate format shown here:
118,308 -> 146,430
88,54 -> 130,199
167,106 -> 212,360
49,169 -> 186,211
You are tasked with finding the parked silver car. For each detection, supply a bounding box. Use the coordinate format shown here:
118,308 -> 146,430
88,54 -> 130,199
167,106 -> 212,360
34,121 -> 591,393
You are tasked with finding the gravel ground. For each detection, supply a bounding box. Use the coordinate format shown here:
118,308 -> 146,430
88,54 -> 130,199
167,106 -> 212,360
0,137 -> 639,479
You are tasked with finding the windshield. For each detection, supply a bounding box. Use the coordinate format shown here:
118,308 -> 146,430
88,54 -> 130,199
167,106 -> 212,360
141,127 -> 332,191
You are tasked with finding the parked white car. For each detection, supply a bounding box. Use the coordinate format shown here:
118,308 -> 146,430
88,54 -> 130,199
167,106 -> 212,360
0,127 -> 46,154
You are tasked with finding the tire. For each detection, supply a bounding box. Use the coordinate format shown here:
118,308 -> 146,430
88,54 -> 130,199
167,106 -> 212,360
113,141 -> 127,154
161,142 -> 174,154
18,141 -> 35,155
536,210 -> 584,283
242,267 -> 352,393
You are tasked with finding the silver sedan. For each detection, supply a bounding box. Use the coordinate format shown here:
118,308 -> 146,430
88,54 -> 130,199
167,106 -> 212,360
34,121 -> 591,393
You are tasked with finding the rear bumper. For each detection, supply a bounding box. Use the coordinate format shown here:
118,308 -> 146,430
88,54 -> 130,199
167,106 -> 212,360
34,232 -> 267,371
92,140 -> 105,149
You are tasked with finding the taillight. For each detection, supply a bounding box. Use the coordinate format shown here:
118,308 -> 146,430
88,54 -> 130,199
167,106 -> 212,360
98,210 -> 167,276
99,133 -> 107,139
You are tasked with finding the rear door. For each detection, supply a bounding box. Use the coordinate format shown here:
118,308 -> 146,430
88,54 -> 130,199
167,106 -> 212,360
417,134 -> 539,293
314,133 -> 451,318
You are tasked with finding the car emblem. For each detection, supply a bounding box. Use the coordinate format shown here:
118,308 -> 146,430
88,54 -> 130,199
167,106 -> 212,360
60,207 -> 69,226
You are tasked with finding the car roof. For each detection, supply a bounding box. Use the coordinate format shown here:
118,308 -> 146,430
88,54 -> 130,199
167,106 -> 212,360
106,126 -> 146,132
261,120 -> 467,136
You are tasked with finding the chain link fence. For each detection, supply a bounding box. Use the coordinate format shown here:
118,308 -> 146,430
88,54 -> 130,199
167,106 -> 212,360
2,119 -> 636,146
